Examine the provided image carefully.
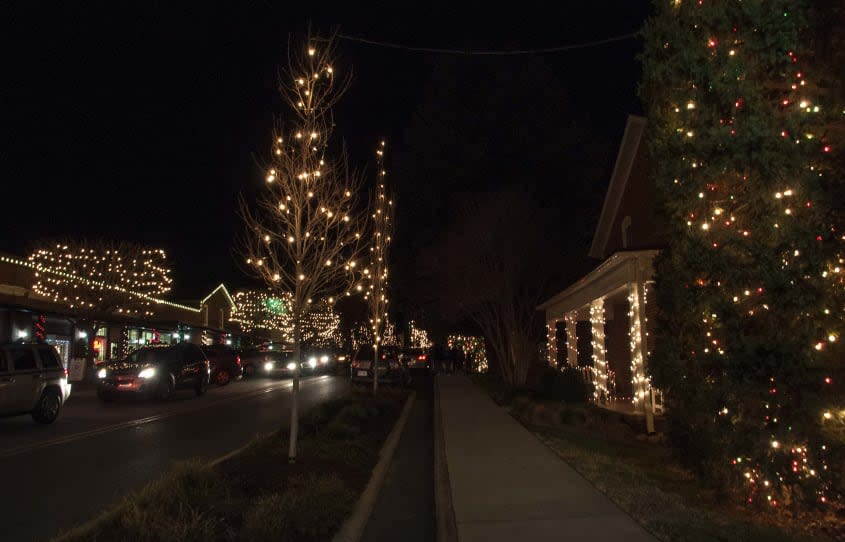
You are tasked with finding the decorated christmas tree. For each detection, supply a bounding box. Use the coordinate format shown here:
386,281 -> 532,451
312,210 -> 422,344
642,1 -> 844,508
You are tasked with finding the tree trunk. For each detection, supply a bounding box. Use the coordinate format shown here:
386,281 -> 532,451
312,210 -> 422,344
288,306 -> 301,463
372,341 -> 379,395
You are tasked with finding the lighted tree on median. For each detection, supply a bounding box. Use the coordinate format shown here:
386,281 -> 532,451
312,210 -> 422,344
239,34 -> 367,463
641,1 -> 845,508
233,289 -> 294,342
28,240 -> 172,377
363,141 -> 394,394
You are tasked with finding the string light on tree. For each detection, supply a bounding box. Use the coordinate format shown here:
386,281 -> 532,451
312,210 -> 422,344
363,140 -> 395,394
233,289 -> 294,343
408,320 -> 432,349
642,1 -> 844,510
447,334 -> 488,373
239,34 -> 368,463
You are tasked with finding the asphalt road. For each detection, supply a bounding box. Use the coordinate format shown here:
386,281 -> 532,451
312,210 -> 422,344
0,374 -> 349,542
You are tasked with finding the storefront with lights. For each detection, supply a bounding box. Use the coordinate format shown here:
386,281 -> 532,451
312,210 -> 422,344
0,253 -> 260,362
539,116 -> 663,433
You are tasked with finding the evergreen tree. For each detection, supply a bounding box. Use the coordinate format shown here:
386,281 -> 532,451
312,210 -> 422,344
641,1 -> 844,509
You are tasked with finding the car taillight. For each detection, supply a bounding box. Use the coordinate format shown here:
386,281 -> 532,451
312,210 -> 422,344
235,355 -> 241,366
351,359 -> 360,368
418,355 -> 427,361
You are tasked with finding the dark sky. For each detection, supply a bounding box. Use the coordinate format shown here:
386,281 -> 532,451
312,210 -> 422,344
1,2 -> 652,300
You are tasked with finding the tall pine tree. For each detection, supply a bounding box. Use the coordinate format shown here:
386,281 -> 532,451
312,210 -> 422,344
642,1 -> 844,509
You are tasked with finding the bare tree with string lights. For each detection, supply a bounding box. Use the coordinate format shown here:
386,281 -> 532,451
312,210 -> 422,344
363,141 -> 395,394
239,33 -> 367,463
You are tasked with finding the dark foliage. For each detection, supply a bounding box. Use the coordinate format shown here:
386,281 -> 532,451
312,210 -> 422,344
641,0 -> 845,510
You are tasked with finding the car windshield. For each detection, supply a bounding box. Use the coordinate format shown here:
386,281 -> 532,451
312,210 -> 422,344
127,347 -> 180,364
268,351 -> 294,361
355,346 -> 396,361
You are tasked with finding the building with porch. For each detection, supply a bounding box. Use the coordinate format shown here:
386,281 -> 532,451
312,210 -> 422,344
538,115 -> 663,433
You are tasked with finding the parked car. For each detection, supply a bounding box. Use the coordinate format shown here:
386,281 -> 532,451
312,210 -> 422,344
0,342 -> 71,424
96,343 -> 209,401
350,344 -> 407,386
201,344 -> 242,385
400,347 -> 431,371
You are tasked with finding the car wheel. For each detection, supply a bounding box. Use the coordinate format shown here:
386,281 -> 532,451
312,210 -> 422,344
32,389 -> 62,424
97,389 -> 115,403
215,369 -> 231,386
195,373 -> 209,396
157,374 -> 175,400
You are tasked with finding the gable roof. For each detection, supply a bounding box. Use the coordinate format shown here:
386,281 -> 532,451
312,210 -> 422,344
200,283 -> 236,311
588,115 -> 647,260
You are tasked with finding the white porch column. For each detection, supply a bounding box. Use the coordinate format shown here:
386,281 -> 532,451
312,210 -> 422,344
589,298 -> 608,403
546,320 -> 558,366
564,311 -> 578,367
628,258 -> 655,433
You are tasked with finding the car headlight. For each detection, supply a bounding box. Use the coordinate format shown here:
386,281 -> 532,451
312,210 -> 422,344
337,355 -> 346,361
138,367 -> 156,379
97,368 -> 107,379
264,361 -> 274,371
320,355 -> 329,363
306,358 -> 317,368
286,362 -> 297,370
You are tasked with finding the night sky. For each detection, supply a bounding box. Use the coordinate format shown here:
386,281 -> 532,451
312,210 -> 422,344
1,2 -> 652,301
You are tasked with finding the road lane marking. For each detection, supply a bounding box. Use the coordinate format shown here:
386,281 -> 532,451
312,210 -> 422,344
0,377 -> 332,459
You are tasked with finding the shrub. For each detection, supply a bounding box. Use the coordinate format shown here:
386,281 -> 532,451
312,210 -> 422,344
559,406 -> 588,425
240,473 -> 354,542
538,366 -> 592,403
55,460 -> 230,542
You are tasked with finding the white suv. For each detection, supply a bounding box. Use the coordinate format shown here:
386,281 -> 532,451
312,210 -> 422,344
0,343 -> 71,423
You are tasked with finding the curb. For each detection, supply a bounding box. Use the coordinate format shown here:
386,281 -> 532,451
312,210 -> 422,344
331,390 -> 417,542
433,376 -> 458,542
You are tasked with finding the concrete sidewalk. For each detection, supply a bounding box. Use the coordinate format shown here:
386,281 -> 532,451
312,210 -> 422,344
437,375 -> 656,542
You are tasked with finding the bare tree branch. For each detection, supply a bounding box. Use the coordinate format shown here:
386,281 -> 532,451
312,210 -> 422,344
237,32 -> 367,462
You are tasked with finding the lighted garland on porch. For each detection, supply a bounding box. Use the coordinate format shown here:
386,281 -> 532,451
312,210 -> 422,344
642,1 -> 845,509
564,311 -> 578,368
589,298 -> 609,402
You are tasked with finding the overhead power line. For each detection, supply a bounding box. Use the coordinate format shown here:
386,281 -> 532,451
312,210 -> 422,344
335,31 -> 638,55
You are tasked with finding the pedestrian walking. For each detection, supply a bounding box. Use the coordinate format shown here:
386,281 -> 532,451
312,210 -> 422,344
432,342 -> 443,374
455,347 -> 465,373
445,345 -> 456,374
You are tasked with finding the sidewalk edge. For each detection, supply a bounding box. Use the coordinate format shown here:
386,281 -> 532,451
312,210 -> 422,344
434,376 -> 459,542
331,390 -> 417,542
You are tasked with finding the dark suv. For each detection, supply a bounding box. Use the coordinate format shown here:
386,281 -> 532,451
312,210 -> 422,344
0,343 -> 71,423
350,345 -> 407,386
200,344 -> 242,385
96,343 -> 210,401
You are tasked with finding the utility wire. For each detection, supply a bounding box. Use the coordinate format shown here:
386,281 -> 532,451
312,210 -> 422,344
335,31 -> 638,55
